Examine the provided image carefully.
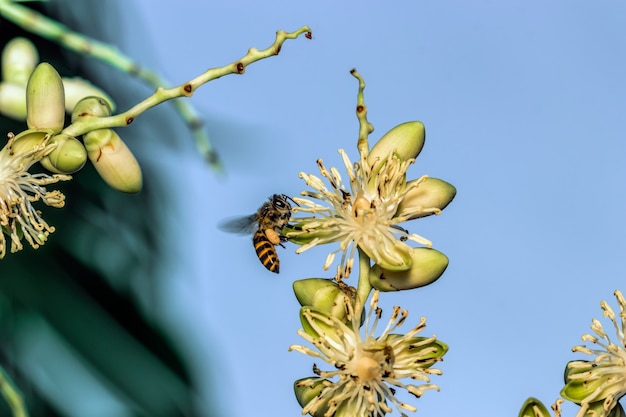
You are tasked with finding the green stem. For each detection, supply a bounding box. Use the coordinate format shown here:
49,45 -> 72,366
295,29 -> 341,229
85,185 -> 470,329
350,69 -> 374,157
0,367 -> 29,417
61,26 -> 311,138
354,247 -> 372,318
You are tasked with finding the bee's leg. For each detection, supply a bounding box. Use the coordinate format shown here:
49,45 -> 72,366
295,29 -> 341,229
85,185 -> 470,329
264,229 -> 282,246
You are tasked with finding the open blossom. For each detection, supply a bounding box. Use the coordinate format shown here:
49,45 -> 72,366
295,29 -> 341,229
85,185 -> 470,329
0,133 -> 70,257
287,121 -> 455,281
561,290 -> 626,417
289,290 -> 447,417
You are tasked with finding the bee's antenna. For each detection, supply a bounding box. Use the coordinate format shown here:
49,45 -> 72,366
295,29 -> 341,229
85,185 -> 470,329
283,194 -> 299,206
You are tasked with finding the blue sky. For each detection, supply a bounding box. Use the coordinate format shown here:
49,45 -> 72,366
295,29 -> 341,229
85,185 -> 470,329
110,1 -> 626,416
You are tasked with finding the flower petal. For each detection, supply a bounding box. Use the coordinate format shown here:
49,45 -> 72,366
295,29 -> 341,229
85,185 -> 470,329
517,398 -> 552,417
396,177 -> 456,221
368,121 -> 425,163
369,247 -> 448,291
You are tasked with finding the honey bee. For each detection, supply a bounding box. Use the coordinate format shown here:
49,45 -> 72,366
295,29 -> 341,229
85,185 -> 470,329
219,194 -> 295,273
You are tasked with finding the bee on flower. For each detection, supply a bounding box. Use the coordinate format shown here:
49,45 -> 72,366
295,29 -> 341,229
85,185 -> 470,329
286,70 -> 455,287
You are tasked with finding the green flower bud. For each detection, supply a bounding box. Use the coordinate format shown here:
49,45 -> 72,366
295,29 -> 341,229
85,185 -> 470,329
0,82 -> 26,120
294,378 -> 329,417
517,398 -> 551,417
369,247 -> 448,291
293,278 -> 354,322
396,177 -> 456,220
71,96 -> 112,121
368,121 -> 425,163
84,129 -> 142,193
26,63 -> 65,132
62,77 -> 115,114
40,134 -> 87,174
2,37 -> 39,86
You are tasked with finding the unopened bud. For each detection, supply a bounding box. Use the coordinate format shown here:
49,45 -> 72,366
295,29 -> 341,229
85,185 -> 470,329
40,134 -> 87,174
63,77 -> 115,114
26,63 -> 65,132
0,82 -> 26,120
2,37 -> 39,86
71,96 -> 112,122
84,128 -> 142,193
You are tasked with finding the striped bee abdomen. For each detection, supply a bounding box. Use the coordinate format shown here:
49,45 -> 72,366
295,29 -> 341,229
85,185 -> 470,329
253,229 -> 280,273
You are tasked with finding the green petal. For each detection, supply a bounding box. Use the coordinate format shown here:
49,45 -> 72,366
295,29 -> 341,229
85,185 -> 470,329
517,398 -> 551,417
284,224 -> 336,246
387,334 -> 448,367
293,278 -> 354,322
396,177 -> 456,220
294,378 -> 329,417
362,238 -> 413,271
368,121 -> 425,163
10,129 -> 49,156
561,364 -> 614,404
369,247 -> 448,291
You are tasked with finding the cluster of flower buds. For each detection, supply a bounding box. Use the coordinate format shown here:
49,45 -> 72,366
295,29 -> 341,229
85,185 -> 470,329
0,37 -> 142,193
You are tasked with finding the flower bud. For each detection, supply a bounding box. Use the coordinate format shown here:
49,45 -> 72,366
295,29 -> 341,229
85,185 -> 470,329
62,77 -> 115,114
518,398 -> 551,417
84,129 -> 142,193
293,278 -> 354,322
2,37 -> 39,86
40,134 -> 87,174
396,177 -> 456,220
26,63 -> 65,132
369,247 -> 448,291
0,82 -> 26,120
368,121 -> 425,163
71,96 -> 112,123
294,378 -> 329,417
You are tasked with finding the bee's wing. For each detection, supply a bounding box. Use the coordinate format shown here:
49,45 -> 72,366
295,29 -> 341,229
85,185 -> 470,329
218,214 -> 259,235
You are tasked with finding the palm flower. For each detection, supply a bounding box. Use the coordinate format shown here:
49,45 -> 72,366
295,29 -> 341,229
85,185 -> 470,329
562,290 -> 626,417
290,290 -> 447,417
286,71 -> 455,282
0,132 -> 70,257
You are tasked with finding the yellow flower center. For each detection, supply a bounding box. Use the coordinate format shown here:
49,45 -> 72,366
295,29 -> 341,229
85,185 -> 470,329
356,355 -> 380,381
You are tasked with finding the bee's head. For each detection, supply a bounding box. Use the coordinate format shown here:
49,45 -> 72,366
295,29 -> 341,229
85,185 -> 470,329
271,194 -> 297,210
